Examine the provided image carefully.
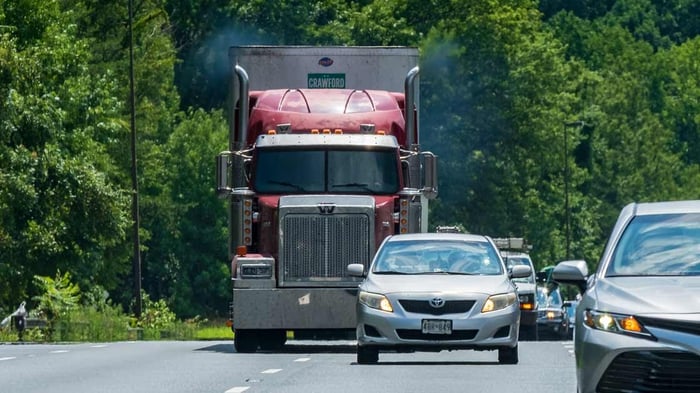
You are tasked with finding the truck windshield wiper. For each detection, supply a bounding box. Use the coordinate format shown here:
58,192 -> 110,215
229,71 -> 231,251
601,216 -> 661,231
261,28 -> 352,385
331,183 -> 372,192
268,180 -> 306,192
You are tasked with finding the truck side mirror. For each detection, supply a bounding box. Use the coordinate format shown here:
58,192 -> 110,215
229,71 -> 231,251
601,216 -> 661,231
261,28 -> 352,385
421,152 -> 438,199
216,152 -> 232,197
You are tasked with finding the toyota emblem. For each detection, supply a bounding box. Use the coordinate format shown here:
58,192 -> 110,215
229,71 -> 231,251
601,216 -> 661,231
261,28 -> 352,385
429,297 -> 445,308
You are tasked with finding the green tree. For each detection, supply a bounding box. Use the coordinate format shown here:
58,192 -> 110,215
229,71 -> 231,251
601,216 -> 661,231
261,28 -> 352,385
0,0 -> 131,309
420,0 -> 583,266
142,109 -> 229,317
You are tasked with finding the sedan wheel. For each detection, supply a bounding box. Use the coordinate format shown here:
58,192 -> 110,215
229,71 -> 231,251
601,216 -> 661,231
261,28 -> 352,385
357,346 -> 379,364
498,344 -> 519,364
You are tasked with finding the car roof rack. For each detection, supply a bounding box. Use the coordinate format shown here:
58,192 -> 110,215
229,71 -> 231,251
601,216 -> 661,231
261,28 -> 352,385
492,237 -> 532,252
435,226 -> 463,233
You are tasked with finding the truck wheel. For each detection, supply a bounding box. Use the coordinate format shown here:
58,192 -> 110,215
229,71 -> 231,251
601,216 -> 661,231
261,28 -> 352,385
519,325 -> 538,341
258,330 -> 287,351
498,344 -> 519,364
357,346 -> 378,364
234,329 -> 259,353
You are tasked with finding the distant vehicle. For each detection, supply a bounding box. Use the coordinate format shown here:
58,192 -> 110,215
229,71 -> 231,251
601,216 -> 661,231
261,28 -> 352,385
500,249 -> 538,341
535,286 -> 569,340
562,300 -> 578,340
552,200 -> 700,393
348,233 -> 532,364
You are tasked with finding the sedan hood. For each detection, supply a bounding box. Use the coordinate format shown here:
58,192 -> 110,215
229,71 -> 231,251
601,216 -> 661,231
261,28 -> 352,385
594,276 -> 700,315
363,274 -> 514,296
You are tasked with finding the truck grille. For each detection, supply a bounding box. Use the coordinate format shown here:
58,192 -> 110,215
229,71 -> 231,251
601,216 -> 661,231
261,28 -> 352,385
280,213 -> 371,286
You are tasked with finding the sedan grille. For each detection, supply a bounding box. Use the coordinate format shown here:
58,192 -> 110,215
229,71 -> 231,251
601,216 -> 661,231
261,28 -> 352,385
396,329 -> 478,341
597,350 -> 700,393
398,300 -> 475,315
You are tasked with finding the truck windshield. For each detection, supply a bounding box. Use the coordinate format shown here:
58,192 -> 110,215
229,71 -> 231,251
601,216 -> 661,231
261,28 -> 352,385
253,148 -> 400,194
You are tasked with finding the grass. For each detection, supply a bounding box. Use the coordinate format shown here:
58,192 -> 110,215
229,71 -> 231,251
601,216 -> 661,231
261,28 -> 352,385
0,318 -> 235,343
194,323 -> 233,340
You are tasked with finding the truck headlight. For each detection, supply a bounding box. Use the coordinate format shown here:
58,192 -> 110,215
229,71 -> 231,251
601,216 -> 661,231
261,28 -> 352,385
239,263 -> 272,278
482,292 -> 516,313
359,291 -> 393,313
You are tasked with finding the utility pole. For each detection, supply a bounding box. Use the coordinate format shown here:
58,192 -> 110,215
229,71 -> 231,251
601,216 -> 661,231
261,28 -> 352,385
563,121 -> 585,260
128,0 -> 142,319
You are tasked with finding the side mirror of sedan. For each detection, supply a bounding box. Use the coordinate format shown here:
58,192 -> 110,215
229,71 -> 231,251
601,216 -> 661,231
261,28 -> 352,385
347,263 -> 366,277
509,264 -> 532,279
552,260 -> 588,293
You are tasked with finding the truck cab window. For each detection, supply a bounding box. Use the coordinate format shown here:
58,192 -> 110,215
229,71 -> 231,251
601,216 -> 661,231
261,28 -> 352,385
254,148 -> 399,194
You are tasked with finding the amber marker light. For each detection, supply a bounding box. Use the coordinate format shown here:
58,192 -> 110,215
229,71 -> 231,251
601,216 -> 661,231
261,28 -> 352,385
620,316 -> 643,333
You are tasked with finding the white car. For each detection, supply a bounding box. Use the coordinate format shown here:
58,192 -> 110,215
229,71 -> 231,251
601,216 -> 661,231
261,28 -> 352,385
348,233 -> 531,364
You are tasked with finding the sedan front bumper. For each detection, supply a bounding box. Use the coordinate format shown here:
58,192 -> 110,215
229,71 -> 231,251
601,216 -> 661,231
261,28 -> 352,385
357,300 -> 520,352
576,321 -> 700,393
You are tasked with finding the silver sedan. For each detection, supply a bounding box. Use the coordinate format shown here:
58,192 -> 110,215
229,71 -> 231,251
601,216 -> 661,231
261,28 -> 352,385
553,200 -> 700,393
348,233 -> 532,364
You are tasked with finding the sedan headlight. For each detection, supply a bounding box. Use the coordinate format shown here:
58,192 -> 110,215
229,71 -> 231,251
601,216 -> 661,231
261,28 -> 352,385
583,310 -> 653,338
481,292 -> 517,313
359,291 -> 394,313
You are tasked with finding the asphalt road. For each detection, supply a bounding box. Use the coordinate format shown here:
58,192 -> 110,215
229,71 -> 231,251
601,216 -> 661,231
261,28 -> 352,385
0,340 -> 576,393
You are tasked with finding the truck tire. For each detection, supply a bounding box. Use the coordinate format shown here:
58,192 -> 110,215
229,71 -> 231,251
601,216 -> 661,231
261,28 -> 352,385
258,329 -> 287,351
498,344 -> 519,364
234,329 -> 259,353
357,346 -> 378,364
519,324 -> 538,341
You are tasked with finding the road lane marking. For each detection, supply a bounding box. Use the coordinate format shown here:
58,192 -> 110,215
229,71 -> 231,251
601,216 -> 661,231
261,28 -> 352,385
261,368 -> 282,374
50,350 -> 69,353
294,357 -> 311,362
224,387 -> 250,393
0,357 -> 16,361
91,344 -> 108,348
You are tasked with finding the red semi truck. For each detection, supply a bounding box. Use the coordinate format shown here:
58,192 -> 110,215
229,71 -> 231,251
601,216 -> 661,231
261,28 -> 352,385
216,46 -> 438,352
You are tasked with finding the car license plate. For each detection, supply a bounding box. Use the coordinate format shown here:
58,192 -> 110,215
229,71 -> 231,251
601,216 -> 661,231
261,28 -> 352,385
421,319 -> 452,334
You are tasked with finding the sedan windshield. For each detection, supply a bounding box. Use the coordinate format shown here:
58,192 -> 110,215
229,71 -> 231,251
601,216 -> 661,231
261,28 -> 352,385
372,239 -> 503,275
253,148 -> 400,194
607,213 -> 700,276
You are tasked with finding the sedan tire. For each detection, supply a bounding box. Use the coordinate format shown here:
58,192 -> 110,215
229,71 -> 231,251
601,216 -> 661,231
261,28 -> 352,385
357,346 -> 379,364
498,344 -> 519,364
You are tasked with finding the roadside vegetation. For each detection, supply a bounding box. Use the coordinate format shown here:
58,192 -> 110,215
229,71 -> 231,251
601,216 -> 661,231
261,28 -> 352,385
0,272 -> 231,342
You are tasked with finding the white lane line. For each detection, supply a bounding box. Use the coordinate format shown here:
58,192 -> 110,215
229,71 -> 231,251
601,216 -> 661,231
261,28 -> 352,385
261,368 -> 282,374
224,387 -> 250,393
91,344 -> 108,348
294,357 -> 311,362
0,357 -> 16,361
50,350 -> 69,354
